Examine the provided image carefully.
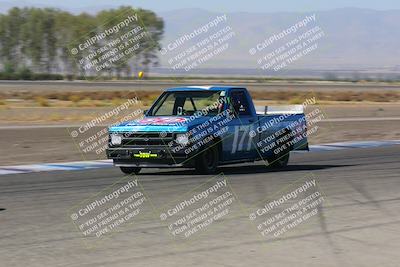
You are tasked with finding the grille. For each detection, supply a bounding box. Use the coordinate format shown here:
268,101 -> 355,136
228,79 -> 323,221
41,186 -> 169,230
111,132 -> 175,147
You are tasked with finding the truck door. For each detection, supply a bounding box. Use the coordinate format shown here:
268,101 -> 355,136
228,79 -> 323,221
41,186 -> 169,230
223,89 -> 257,161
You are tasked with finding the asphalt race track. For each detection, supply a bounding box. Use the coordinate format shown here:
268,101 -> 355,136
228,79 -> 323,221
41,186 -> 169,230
1,145 -> 400,267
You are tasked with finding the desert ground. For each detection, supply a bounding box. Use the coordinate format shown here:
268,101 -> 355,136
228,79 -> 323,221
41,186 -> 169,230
1,80 -> 399,165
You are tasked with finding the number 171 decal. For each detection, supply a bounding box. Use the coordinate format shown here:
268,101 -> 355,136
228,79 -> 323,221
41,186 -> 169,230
231,125 -> 254,154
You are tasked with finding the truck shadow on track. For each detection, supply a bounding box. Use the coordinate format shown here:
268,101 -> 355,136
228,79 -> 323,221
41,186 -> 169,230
141,164 -> 355,176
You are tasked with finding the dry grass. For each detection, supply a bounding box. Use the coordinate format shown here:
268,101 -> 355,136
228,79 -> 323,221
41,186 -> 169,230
34,96 -> 50,107
68,94 -> 82,103
0,90 -> 399,107
287,97 -> 305,104
249,90 -> 400,103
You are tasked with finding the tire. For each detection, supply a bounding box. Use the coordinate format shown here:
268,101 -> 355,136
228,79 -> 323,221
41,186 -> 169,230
268,152 -> 290,169
195,142 -> 219,174
120,166 -> 141,175
268,130 -> 292,169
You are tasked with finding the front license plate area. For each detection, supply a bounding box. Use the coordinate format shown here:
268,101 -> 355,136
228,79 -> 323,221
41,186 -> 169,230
133,151 -> 158,159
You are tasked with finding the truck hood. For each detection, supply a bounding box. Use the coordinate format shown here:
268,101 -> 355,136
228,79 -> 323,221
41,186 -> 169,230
108,116 -> 209,133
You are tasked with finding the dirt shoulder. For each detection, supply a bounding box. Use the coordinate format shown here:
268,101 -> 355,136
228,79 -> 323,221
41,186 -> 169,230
1,102 -> 400,125
1,82 -> 399,165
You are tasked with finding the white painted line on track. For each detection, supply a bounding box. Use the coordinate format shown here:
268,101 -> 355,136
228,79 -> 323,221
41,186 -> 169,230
0,140 -> 399,175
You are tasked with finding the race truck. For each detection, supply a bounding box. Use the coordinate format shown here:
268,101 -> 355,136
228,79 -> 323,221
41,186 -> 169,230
106,86 -> 309,174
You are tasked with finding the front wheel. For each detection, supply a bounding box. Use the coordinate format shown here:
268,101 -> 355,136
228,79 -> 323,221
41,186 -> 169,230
120,166 -> 141,175
195,143 -> 219,174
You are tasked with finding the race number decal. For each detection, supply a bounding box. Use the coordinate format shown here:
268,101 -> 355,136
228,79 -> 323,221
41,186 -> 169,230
231,125 -> 254,154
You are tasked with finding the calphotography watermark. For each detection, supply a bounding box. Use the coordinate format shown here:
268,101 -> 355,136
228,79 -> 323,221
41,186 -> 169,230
161,14 -> 236,71
159,175 -> 236,241
169,109 -> 233,155
155,93 -> 242,166
68,97 -> 143,158
69,10 -> 155,78
248,175 -> 325,240
69,177 -> 149,245
249,14 -> 325,71
249,96 -> 325,165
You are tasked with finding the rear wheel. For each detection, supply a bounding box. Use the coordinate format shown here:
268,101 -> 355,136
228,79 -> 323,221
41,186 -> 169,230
195,142 -> 219,174
120,167 -> 141,174
268,152 -> 290,169
268,130 -> 292,169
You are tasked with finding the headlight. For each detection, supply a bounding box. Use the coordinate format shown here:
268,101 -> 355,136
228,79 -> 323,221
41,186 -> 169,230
110,134 -> 122,145
176,133 -> 189,146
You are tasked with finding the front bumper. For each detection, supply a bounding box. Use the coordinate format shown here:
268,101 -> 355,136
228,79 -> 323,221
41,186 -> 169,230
106,146 -> 193,168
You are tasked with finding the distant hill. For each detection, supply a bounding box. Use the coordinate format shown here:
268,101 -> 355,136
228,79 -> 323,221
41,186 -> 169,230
158,8 -> 400,71
1,5 -> 399,73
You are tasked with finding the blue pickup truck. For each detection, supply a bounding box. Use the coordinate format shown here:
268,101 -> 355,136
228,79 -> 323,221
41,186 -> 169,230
106,86 -> 309,174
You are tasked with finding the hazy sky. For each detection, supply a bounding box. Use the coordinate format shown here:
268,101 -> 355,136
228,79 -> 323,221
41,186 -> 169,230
4,0 -> 400,13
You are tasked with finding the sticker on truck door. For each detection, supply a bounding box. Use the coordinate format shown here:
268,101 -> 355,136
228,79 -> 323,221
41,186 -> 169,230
231,125 -> 254,154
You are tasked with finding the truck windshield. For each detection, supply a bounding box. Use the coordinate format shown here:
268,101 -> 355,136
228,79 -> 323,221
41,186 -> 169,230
149,91 -> 224,116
